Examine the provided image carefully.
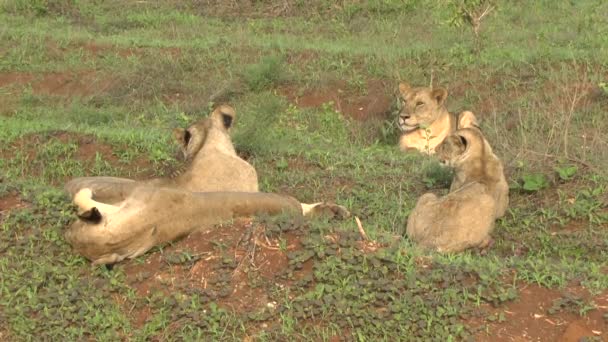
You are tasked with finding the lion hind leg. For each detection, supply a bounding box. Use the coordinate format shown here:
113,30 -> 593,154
301,202 -> 323,216
73,188 -> 121,222
301,202 -> 351,220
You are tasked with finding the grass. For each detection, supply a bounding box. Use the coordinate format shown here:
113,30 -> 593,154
1,0 -> 607,340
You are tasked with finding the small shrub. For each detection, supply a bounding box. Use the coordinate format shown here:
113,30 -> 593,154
242,55 -> 285,92
233,92 -> 286,156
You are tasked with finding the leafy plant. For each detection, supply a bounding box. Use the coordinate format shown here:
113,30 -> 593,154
555,164 -> 578,181
522,173 -> 549,192
447,0 -> 496,52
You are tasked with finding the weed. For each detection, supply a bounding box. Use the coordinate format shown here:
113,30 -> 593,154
555,164 -> 578,181
242,55 -> 286,92
521,173 -> 549,192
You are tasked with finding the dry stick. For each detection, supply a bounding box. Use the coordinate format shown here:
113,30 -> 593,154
523,149 -> 596,171
563,81 -> 586,158
355,216 -> 369,241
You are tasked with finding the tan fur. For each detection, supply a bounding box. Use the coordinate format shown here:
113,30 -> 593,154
67,187 -> 302,265
406,127 -> 509,253
397,82 -> 479,154
437,128 -> 509,218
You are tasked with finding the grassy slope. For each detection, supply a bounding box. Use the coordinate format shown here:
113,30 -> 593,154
1,0 -> 607,340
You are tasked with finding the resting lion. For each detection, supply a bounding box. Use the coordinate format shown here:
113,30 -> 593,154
65,105 -> 348,218
67,187 -> 304,265
397,82 -> 479,154
64,105 -> 351,264
406,127 -> 509,253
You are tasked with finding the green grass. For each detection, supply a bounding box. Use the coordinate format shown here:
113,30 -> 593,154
1,0 -> 607,340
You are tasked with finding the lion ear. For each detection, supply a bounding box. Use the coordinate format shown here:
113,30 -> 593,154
173,128 -> 189,146
431,87 -> 448,106
399,82 -> 412,97
457,134 -> 468,151
221,113 -> 233,129
458,111 -> 480,129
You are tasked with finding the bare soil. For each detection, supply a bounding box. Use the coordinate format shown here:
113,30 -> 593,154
0,71 -> 115,97
474,285 -> 607,341
122,218 -> 312,328
279,79 -> 394,121
0,192 -> 29,223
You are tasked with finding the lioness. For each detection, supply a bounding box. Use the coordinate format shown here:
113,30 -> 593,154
65,105 -> 349,218
67,187 -> 304,265
397,82 -> 479,154
406,127 -> 509,253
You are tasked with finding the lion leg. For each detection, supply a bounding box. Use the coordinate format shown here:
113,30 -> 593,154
301,202 -> 351,220
73,188 -> 121,222
91,253 -> 123,266
478,236 -> 495,256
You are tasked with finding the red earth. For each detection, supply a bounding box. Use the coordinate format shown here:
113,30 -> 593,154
278,79 -> 394,121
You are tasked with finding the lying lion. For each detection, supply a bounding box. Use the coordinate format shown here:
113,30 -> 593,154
65,105 -> 349,218
397,82 -> 479,154
67,187 -> 305,265
64,105 -> 349,264
406,127 -> 509,253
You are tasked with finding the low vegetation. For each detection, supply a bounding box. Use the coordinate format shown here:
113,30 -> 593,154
1,0 -> 607,340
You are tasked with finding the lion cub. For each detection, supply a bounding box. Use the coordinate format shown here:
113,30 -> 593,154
397,82 -> 479,154
406,127 -> 509,253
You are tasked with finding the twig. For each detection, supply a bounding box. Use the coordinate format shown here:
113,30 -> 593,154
355,216 -> 369,241
523,149 -> 596,171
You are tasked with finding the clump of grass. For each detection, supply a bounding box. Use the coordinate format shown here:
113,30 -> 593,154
422,160 -> 454,189
232,92 -> 287,157
242,55 -> 286,92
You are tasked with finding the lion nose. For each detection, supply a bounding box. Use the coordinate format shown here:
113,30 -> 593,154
400,113 -> 410,120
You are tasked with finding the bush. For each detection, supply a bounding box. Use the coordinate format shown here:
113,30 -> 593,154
242,55 -> 285,92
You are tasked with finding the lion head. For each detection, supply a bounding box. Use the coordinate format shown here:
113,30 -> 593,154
397,82 -> 449,133
172,104 -> 236,160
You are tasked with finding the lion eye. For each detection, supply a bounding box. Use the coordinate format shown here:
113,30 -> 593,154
416,101 -> 424,107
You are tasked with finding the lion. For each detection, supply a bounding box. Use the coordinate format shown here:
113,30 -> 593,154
65,105 -> 349,218
397,82 -> 480,154
64,105 -> 351,265
67,187 -> 305,265
405,127 -> 509,253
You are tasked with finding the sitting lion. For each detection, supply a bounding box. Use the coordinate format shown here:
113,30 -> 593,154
65,105 -> 349,218
405,127 -> 509,253
397,82 -> 479,154
67,187 -> 305,265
